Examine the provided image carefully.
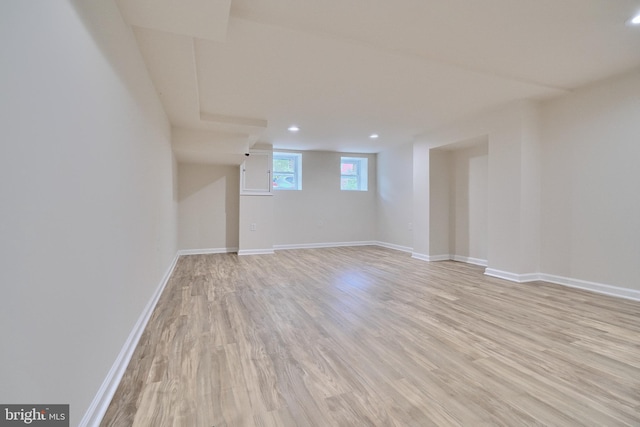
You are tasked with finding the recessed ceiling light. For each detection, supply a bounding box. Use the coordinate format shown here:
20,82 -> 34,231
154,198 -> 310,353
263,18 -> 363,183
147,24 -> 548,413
288,125 -> 299,132
370,133 -> 379,139
627,13 -> 640,25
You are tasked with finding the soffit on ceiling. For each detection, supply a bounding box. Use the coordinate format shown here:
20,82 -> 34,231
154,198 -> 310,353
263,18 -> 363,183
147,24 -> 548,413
231,0 -> 640,89
117,0 -> 640,163
116,0 -> 231,41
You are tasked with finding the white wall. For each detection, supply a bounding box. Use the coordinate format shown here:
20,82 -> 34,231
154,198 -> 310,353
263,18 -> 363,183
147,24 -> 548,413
519,104 -> 542,274
376,143 -> 413,250
0,1 -> 176,424
406,140 -> 489,263
238,145 -> 275,254
273,151 -> 377,246
450,143 -> 489,263
411,73 -> 639,296
176,150 -> 378,252
540,70 -> 640,291
429,150 -> 451,257
415,100 -> 541,276
239,195 -> 275,253
412,143 -> 431,257
178,163 -> 239,251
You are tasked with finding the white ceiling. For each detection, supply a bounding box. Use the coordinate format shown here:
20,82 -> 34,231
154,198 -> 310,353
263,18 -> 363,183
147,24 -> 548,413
116,0 -> 640,164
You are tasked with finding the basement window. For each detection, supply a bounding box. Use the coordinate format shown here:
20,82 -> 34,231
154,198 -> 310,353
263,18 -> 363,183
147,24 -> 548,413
341,157 -> 368,191
273,152 -> 302,190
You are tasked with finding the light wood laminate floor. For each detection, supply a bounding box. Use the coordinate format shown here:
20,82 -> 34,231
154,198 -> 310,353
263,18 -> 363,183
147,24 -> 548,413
102,246 -> 640,426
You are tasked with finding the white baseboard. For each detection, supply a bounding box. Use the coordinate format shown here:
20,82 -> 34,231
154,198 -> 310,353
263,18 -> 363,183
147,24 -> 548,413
238,248 -> 275,256
484,268 -> 538,283
452,255 -> 488,267
539,273 -> 640,302
484,269 -> 640,302
375,241 -> 413,253
177,247 -> 238,256
411,252 -> 450,262
79,254 -> 180,427
274,241 -> 377,251
427,254 -> 452,262
410,252 -> 429,261
411,252 -> 488,265
178,242 -> 378,256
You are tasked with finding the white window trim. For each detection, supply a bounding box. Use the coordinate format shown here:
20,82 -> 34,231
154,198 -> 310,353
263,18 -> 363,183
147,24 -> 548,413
341,156 -> 368,191
273,152 -> 302,191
